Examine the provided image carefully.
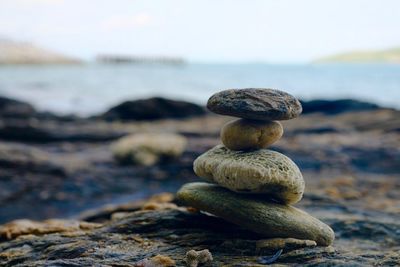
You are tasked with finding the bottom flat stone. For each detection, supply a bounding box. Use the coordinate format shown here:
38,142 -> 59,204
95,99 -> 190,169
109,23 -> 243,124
177,182 -> 334,246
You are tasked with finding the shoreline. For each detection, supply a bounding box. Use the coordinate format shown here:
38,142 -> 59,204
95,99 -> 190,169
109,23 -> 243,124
0,93 -> 396,120
1,63 -> 400,115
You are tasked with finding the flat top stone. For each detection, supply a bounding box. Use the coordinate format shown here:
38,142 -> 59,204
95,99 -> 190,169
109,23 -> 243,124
207,88 -> 302,121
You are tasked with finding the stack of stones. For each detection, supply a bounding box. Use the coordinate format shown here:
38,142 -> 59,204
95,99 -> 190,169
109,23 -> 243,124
177,88 -> 334,247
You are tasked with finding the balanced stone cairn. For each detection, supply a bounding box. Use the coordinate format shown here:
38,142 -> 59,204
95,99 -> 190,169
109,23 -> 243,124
177,88 -> 335,247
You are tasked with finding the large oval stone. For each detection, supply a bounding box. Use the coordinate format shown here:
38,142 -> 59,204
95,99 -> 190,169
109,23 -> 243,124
177,182 -> 335,246
193,145 -> 304,204
221,119 -> 283,150
207,88 -> 302,121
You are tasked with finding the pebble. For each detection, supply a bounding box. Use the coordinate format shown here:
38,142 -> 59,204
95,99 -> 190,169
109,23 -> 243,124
185,249 -> 213,267
207,88 -> 302,121
193,144 -> 304,204
221,119 -> 283,150
111,133 -> 187,166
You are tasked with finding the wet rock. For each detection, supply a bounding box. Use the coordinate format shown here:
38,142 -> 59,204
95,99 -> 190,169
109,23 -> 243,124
278,246 -> 337,264
0,106 -> 398,225
0,205 -> 398,266
221,119 -> 283,150
256,238 -> 316,252
330,219 -> 400,244
176,182 -> 334,246
0,96 -> 36,119
112,133 -> 187,166
0,119 -> 125,142
193,145 -> 304,204
0,142 -> 64,175
101,97 -> 206,121
77,193 -> 175,223
301,99 -> 381,115
207,88 -> 302,121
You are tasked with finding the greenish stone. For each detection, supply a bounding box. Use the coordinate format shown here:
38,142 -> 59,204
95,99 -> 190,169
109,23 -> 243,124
177,182 -> 334,246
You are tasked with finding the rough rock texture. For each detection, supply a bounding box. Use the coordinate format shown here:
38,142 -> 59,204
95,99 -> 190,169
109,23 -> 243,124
221,119 -> 283,150
207,88 -> 302,121
1,199 -> 399,266
177,182 -> 334,246
111,133 -> 187,166
185,249 -> 213,267
256,238 -> 317,252
0,219 -> 101,240
102,97 -> 206,121
193,145 -> 304,204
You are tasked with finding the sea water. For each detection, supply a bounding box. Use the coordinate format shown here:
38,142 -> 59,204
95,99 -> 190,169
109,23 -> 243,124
0,63 -> 399,116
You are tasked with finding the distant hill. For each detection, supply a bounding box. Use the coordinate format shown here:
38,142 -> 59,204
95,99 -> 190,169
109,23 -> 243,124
314,47 -> 400,63
0,39 -> 82,65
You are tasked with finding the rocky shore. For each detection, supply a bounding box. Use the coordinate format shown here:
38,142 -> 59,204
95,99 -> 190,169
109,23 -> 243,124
0,95 -> 399,266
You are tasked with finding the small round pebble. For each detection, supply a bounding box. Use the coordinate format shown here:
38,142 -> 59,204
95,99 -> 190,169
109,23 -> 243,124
221,119 -> 283,151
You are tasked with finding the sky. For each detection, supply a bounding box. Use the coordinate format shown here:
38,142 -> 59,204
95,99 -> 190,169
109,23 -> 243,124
0,0 -> 399,63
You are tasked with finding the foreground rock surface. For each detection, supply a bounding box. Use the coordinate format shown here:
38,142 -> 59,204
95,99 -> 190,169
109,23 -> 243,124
177,182 -> 334,246
1,199 -> 399,266
0,95 -> 399,265
194,145 -> 304,204
207,88 -> 303,121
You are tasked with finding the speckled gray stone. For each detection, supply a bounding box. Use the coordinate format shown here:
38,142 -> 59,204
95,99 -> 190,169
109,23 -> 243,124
177,182 -> 335,246
193,145 -> 304,204
207,88 -> 302,121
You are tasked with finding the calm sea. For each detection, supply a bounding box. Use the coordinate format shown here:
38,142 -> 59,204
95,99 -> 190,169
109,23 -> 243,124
0,63 -> 399,116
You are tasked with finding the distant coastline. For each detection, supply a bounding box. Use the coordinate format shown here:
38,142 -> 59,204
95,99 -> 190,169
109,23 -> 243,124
0,38 -> 187,66
0,39 -> 81,65
314,47 -> 400,64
